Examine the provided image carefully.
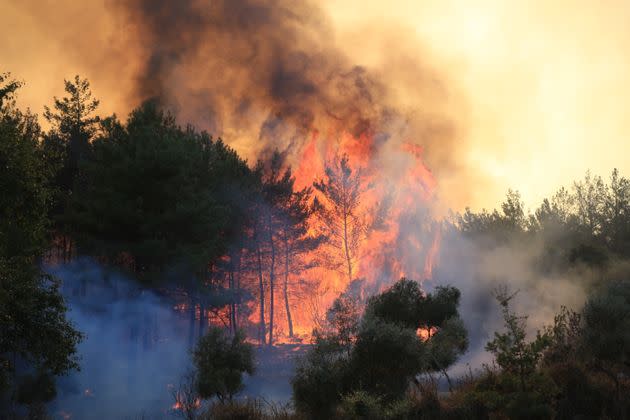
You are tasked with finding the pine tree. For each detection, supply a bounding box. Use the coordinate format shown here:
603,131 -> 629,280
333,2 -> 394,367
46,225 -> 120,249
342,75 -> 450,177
43,75 -> 100,260
313,154 -> 366,283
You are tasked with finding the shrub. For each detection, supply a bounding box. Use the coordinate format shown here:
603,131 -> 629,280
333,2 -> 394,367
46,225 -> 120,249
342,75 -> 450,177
193,328 -> 255,403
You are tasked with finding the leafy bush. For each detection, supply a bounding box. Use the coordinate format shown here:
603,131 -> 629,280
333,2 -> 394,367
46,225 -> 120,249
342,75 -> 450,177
349,317 -> 424,400
337,390 -> 384,420
291,334 -> 351,418
292,278 -> 468,417
193,328 -> 255,403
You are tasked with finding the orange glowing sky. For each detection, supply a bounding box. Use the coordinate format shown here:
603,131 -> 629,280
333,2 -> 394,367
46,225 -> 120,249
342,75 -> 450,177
3,0 -> 630,211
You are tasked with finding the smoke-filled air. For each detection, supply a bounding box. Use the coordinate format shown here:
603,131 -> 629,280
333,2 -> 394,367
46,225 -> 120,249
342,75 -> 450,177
1,1 -> 629,419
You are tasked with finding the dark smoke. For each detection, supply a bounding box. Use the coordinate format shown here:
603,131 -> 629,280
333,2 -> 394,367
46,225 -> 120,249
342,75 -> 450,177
113,0 -> 452,162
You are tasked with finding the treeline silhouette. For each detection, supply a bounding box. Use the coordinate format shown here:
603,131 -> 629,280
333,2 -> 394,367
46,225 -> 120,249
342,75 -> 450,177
0,73 -> 338,416
1,72 -> 629,419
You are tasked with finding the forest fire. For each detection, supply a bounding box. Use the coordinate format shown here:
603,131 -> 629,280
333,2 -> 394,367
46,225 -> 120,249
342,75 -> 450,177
294,129 -> 439,313
171,127 -> 442,346
33,0 -> 450,347
222,125 -> 442,345
6,0 -> 630,418
172,398 -> 201,411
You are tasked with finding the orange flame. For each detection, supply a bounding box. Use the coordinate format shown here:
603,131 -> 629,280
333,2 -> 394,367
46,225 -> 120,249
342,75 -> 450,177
202,128 -> 440,345
417,327 -> 439,341
289,129 -> 440,336
172,397 -> 201,410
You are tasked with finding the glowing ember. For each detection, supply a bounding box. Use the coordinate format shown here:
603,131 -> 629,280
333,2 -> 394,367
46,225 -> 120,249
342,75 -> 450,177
417,327 -> 439,341
172,398 -> 201,410
59,411 -> 72,420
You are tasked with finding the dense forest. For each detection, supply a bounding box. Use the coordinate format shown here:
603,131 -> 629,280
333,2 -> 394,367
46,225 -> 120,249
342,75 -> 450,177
1,72 -> 629,419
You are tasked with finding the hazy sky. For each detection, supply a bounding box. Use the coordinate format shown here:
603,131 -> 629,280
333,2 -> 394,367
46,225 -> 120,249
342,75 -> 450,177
3,0 -> 630,211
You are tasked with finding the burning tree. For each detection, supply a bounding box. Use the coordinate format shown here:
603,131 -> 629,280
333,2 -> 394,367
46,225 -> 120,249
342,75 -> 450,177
280,193 -> 322,338
171,372 -> 201,420
254,155 -> 291,345
313,154 -> 367,283
250,152 -> 322,344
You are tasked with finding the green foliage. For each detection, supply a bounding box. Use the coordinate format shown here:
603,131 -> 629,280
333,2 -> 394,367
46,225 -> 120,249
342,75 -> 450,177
541,282 -> 630,417
463,368 -> 556,420
193,328 -> 255,403
71,102 -> 252,276
442,281 -> 630,420
424,317 -> 468,373
337,390 -> 384,420
363,279 -> 467,381
457,169 -> 630,273
326,295 -> 360,349
418,286 -> 461,331
350,317 -> 424,400
447,170 -> 630,418
544,361 -> 609,420
42,75 -> 101,241
200,398 -> 298,420
364,278 -> 424,329
577,279 -> 630,417
44,75 -> 100,140
15,372 -> 56,405
485,288 -> 551,391
541,306 -> 582,366
291,332 -> 351,418
0,85 -> 49,260
0,73 -> 22,108
581,279 -> 630,366
458,189 -> 526,243
293,278 -> 467,417
0,75 -> 82,402
440,289 -> 558,419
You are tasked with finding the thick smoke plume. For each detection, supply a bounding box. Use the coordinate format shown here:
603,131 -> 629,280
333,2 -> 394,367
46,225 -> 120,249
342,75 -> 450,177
113,0 -> 454,165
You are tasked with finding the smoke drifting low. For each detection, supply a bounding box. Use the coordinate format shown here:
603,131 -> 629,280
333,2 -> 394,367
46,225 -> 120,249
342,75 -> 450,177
432,228 -> 591,375
46,259 -> 298,419
46,260 -> 192,419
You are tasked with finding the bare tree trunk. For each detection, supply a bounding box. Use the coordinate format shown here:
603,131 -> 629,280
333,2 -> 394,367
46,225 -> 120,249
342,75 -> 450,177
188,302 -> 196,348
343,208 -> 353,282
198,303 -> 205,339
62,235 -> 68,263
229,270 -> 236,335
196,271 -> 208,341
256,240 -> 266,345
235,256 -> 242,329
283,236 -> 294,337
268,220 -> 276,346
